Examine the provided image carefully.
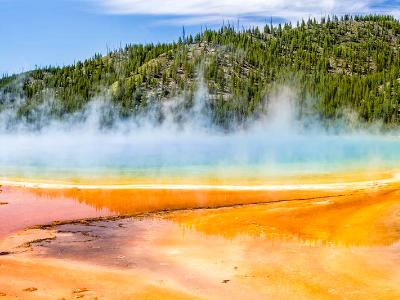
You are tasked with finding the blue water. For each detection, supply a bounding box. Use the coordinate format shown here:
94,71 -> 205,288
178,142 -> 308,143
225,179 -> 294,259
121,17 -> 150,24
1,131 -> 399,181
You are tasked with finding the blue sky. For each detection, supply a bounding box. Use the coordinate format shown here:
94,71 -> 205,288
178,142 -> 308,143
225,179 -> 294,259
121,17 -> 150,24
0,0 -> 399,75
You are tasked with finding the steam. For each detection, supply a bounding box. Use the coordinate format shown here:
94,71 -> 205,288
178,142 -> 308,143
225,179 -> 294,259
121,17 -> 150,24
0,81 -> 399,182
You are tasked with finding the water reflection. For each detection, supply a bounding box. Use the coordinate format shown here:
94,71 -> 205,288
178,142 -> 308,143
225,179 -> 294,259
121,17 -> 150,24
0,187 -> 112,238
2,181 -> 399,246
26,187 -> 339,214
166,186 -> 400,247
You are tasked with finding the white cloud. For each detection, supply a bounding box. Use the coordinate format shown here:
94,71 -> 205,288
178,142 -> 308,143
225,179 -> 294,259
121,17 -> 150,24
94,0 -> 397,24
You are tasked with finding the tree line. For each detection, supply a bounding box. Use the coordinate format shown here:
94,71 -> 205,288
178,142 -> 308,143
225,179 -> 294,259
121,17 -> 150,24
1,15 -> 399,129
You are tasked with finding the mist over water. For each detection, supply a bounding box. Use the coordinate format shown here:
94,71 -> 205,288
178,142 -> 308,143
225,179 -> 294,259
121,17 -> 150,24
0,85 -> 399,182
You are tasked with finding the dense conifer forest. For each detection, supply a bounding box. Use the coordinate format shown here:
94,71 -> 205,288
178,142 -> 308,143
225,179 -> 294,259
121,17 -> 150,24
1,15 -> 400,129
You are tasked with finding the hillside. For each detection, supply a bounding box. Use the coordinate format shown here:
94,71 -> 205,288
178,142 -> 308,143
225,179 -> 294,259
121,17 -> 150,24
1,15 -> 400,129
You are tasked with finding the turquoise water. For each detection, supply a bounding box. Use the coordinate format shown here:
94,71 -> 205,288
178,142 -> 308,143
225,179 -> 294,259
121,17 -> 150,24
1,131 -> 399,181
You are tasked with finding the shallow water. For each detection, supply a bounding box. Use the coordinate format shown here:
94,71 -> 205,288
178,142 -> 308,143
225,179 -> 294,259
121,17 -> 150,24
1,172 -> 397,239
0,187 -> 113,239
0,186 -> 338,238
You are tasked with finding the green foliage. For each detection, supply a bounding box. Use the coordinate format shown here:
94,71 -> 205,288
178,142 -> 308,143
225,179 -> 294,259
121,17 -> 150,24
2,15 -> 400,128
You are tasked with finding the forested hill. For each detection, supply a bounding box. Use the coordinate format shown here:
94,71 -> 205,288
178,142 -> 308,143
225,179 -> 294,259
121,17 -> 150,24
1,15 -> 400,129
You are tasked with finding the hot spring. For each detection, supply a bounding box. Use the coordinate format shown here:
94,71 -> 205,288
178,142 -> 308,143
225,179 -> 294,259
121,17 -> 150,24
1,88 -> 399,185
